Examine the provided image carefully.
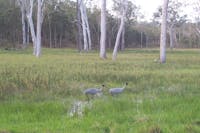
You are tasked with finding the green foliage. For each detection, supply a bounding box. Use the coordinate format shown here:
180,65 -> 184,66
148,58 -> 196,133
0,0 -> 21,47
0,48 -> 200,132
153,0 -> 187,27
0,0 -> 197,49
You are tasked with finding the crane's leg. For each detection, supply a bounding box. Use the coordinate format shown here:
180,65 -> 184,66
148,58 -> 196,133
86,94 -> 90,102
91,95 -> 95,99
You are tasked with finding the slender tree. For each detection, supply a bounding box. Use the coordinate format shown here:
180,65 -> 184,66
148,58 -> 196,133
76,0 -> 83,51
17,0 -> 27,48
160,0 -> 169,63
154,0 -> 187,50
79,0 -> 92,51
24,0 -> 44,57
121,27 -> 125,50
112,0 -> 128,60
35,0 -> 44,57
112,0 -> 138,52
80,0 -> 88,51
100,0 -> 107,59
25,0 -> 37,54
83,3 -> 92,50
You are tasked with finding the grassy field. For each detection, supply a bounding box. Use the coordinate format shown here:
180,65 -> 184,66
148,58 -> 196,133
0,48 -> 200,133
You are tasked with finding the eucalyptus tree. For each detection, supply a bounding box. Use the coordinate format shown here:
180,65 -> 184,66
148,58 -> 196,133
112,0 -> 138,51
100,0 -> 107,59
35,0 -> 44,57
154,0 -> 187,50
160,0 -> 169,63
79,0 -> 92,51
22,0 -> 44,57
24,0 -> 36,54
167,0 -> 187,49
112,0 -> 128,60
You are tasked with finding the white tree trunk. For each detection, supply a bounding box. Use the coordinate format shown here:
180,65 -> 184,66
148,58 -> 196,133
36,0 -> 43,57
83,3 -> 92,50
28,17 -> 36,54
100,0 -> 107,59
24,0 -> 44,57
160,0 -> 169,63
112,17 -> 125,60
121,26 -> 125,50
112,0 -> 127,60
26,0 -> 37,55
80,0 -> 88,51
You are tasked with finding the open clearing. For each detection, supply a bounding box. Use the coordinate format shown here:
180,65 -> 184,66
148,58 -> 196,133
0,48 -> 200,133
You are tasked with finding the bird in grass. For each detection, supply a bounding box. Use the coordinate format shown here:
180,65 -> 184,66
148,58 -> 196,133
84,84 -> 105,101
109,82 -> 128,96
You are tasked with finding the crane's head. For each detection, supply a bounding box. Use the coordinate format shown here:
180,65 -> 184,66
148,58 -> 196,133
122,82 -> 128,89
99,84 -> 105,92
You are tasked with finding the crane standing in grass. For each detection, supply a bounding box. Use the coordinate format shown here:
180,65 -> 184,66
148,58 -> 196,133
84,84 -> 105,101
109,82 -> 128,96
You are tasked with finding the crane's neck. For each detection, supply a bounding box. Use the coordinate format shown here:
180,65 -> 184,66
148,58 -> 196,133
123,84 -> 127,89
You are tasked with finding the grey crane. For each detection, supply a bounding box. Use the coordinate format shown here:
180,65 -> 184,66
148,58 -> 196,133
109,82 -> 128,96
84,84 -> 105,101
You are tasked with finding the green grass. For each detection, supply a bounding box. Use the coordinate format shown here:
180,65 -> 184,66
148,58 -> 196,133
0,48 -> 200,133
